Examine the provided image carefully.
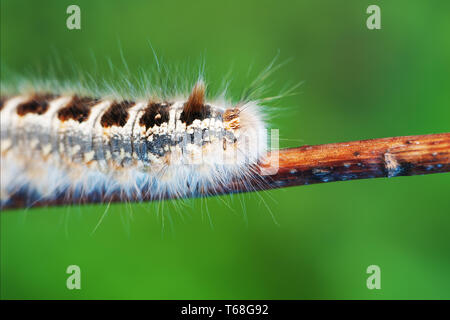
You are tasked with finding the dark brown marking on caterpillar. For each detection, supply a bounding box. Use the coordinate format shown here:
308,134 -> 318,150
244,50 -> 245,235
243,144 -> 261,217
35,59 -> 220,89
180,81 -> 211,125
139,102 -> 170,130
57,96 -> 99,122
100,100 -> 135,128
16,94 -> 56,116
183,81 -> 205,114
180,104 -> 212,126
0,96 -> 9,111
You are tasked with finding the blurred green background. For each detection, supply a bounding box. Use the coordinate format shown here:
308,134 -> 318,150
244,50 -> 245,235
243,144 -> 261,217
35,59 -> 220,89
1,0 -> 450,299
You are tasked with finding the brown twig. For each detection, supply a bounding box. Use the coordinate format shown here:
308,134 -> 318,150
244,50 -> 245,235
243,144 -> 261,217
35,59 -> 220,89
245,132 -> 450,191
3,133 -> 449,209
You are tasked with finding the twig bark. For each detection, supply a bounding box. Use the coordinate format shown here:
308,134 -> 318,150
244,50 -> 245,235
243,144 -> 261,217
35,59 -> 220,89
247,132 -> 450,191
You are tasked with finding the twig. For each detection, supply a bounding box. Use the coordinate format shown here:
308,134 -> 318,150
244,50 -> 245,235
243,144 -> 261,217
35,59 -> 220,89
245,132 -> 450,191
3,133 -> 449,209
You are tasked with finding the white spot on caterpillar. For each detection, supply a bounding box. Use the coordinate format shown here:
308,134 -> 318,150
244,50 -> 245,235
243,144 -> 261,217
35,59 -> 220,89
71,145 -> 81,156
42,144 -> 52,156
84,151 -> 95,162
1,139 -> 12,153
30,139 -> 39,149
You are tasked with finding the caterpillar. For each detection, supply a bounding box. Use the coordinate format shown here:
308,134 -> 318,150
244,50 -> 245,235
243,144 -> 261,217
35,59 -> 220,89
0,80 -> 269,209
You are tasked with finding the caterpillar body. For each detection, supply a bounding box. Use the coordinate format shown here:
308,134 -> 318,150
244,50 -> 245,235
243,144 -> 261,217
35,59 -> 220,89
0,81 -> 268,208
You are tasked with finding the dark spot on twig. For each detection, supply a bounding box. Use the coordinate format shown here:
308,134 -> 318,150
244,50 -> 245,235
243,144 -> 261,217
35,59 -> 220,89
312,167 -> 331,176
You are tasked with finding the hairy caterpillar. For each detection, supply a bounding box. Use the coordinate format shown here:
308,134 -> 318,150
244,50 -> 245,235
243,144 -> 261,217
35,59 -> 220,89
0,80 -> 269,209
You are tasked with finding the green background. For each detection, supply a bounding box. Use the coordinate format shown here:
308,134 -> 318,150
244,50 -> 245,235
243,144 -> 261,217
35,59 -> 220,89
1,0 -> 450,299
